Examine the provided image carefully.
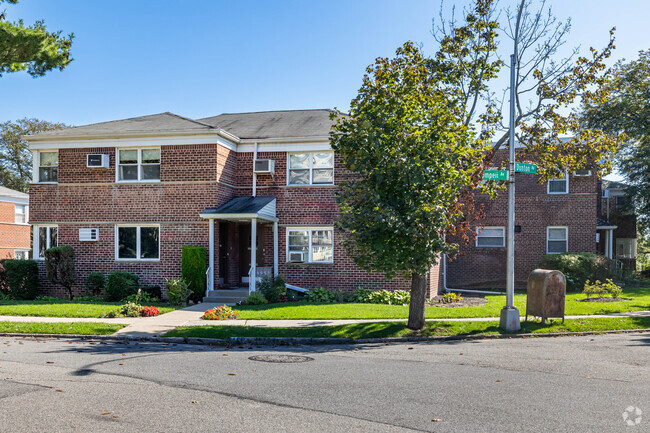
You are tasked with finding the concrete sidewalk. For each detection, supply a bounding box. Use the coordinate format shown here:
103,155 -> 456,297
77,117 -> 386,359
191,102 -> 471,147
1,305 -> 649,338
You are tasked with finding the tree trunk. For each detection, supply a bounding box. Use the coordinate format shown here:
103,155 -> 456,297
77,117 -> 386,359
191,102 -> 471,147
407,272 -> 428,330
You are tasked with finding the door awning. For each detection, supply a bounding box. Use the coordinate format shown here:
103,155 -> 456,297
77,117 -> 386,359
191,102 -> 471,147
596,217 -> 617,230
200,196 -> 277,222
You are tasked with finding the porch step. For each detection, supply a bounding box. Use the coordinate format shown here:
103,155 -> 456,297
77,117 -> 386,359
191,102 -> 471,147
202,288 -> 249,305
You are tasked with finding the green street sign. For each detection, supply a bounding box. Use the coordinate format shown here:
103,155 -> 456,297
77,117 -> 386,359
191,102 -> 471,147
483,170 -> 508,181
515,162 -> 537,174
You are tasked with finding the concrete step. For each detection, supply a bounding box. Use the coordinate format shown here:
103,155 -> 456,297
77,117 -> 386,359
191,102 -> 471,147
202,289 -> 248,305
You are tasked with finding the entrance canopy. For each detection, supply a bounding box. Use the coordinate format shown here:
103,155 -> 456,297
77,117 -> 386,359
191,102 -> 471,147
200,196 -> 277,222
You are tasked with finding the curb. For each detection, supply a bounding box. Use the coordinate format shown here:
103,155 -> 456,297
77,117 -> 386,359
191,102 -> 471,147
1,328 -> 649,346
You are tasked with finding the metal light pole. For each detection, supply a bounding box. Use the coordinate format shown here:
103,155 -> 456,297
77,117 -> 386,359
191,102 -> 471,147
499,47 -> 522,332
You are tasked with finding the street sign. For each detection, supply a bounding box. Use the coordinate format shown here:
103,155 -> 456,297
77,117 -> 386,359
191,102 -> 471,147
515,162 -> 537,174
483,170 -> 508,181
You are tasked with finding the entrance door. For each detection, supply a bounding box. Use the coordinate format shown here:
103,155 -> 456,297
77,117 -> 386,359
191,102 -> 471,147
238,223 -> 265,283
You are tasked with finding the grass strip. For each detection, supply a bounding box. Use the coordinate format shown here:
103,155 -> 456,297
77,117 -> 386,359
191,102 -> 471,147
0,301 -> 175,318
0,321 -> 127,335
232,287 -> 650,320
165,317 -> 650,340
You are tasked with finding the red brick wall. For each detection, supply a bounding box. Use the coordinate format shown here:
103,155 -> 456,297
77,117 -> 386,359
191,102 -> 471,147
447,170 -> 598,290
30,144 -> 441,298
0,202 -> 31,259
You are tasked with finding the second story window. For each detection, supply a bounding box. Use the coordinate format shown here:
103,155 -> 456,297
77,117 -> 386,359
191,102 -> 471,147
288,152 -> 334,185
117,149 -> 160,182
15,204 -> 27,224
39,151 -> 58,183
476,227 -> 505,247
547,172 -> 568,194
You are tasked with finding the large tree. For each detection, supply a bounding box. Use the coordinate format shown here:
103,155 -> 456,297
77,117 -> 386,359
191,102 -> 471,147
331,42 -> 493,330
581,50 -> 650,233
0,118 -> 66,192
434,0 -> 618,180
1,0 -> 73,77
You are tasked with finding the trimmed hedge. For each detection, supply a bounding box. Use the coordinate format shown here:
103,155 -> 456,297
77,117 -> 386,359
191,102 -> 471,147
85,272 -> 106,296
104,270 -> 139,301
539,252 -> 612,291
4,260 -> 40,300
181,246 -> 206,303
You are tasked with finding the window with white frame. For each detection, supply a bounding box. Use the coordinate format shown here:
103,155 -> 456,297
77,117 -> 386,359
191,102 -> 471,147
547,227 -> 568,254
287,228 -> 333,263
616,238 -> 636,259
35,225 -> 58,259
288,152 -> 334,185
14,250 -> 29,260
38,151 -> 58,183
476,226 -> 505,247
14,204 -> 27,224
116,225 -> 160,260
547,172 -> 568,194
117,149 -> 160,182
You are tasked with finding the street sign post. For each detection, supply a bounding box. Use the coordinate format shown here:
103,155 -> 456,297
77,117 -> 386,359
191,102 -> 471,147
515,162 -> 537,174
483,170 -> 508,181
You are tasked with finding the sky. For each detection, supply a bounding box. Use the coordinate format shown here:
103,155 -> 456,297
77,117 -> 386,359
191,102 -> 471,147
2,0 -> 648,182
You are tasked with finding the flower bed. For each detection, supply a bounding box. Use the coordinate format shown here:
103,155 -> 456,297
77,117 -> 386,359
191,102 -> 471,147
202,306 -> 239,320
100,303 -> 161,318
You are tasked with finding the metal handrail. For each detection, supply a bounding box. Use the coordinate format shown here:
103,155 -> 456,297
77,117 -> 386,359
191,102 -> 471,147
205,266 -> 211,298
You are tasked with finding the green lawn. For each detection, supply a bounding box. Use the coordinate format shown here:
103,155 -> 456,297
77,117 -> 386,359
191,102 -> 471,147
166,316 -> 650,340
232,287 -> 650,320
0,300 -> 176,318
0,321 -> 126,335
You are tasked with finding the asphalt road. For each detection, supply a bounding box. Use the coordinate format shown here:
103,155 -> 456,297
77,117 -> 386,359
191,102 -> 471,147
0,333 -> 647,432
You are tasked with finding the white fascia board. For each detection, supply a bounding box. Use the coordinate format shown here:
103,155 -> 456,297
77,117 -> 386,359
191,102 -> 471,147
239,139 -> 332,153
27,130 -> 239,151
0,196 -> 29,205
199,212 -> 278,222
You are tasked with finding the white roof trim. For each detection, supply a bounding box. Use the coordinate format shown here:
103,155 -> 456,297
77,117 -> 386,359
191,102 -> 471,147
199,212 -> 278,222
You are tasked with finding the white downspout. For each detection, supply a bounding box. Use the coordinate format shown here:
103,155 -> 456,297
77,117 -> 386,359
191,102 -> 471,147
252,142 -> 258,197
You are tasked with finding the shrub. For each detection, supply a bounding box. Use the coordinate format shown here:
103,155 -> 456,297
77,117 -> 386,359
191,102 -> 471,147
259,275 -> 287,303
539,252 -> 612,291
44,246 -> 76,300
123,291 -> 157,304
140,306 -> 160,317
350,287 -> 374,303
120,302 -> 142,317
583,279 -> 623,299
306,287 -> 348,303
165,278 -> 190,307
440,292 -> 463,304
245,291 -> 268,305
0,260 -> 8,294
4,260 -> 39,300
85,272 -> 106,296
141,285 -> 162,301
202,306 -> 239,320
104,270 -> 139,301
181,246 -> 207,303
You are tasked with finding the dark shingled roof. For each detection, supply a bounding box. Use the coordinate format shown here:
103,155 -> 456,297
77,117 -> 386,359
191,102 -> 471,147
202,196 -> 275,215
197,109 -> 336,139
597,217 -> 615,227
29,112 -> 215,138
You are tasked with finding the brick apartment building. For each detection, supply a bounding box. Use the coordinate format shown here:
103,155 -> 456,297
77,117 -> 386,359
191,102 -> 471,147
26,110 -> 440,299
0,186 -> 30,260
25,109 -> 636,298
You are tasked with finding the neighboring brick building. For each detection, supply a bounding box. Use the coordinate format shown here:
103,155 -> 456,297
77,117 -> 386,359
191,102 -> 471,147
26,111 -> 440,299
0,186 -> 30,260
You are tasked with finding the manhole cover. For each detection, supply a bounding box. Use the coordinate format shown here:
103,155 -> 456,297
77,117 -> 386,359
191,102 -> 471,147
248,355 -> 314,363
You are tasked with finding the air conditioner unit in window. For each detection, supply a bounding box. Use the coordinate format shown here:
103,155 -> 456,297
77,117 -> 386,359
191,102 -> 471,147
289,251 -> 305,263
254,159 -> 275,174
573,169 -> 592,177
87,154 -> 110,168
79,228 -> 99,242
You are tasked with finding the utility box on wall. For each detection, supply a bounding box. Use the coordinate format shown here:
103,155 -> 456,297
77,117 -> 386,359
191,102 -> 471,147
525,269 -> 566,324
